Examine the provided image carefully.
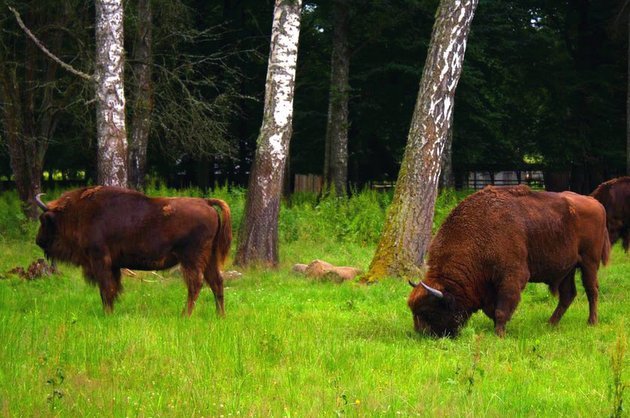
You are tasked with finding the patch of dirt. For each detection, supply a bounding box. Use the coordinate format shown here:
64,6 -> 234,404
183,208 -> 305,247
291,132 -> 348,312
7,259 -> 58,280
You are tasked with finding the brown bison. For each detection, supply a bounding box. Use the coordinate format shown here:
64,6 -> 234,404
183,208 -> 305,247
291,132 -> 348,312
35,186 -> 232,316
408,185 -> 610,338
590,176 -> 630,251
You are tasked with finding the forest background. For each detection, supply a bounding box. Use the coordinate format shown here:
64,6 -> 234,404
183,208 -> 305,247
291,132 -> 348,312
0,0 -> 626,196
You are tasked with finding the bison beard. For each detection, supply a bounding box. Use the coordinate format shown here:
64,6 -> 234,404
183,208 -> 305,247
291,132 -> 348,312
408,185 -> 610,338
35,186 -> 232,316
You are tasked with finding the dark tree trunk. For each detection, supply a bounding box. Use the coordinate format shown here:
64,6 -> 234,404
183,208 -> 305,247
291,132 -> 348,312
0,74 -> 43,220
323,0 -> 350,196
627,8 -> 630,175
235,0 -> 302,268
95,0 -> 128,187
0,6 -> 64,219
366,0 -> 478,280
567,0 -> 604,192
128,0 -> 153,190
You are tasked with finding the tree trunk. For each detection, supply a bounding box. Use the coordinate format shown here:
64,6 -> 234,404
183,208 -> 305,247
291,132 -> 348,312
439,114 -> 455,189
0,6 -> 63,219
366,0 -> 478,281
234,0 -> 302,268
0,72 -> 43,220
95,0 -> 128,187
323,0 -> 350,196
128,0 -> 153,190
627,8 -> 630,175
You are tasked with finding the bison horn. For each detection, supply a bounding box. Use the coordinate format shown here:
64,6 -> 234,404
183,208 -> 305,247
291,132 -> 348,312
34,193 -> 49,211
408,280 -> 419,288
420,281 -> 444,299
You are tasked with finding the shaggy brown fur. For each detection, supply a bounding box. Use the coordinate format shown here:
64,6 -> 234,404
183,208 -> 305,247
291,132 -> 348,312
408,185 -> 610,338
591,176 -> 630,251
36,186 -> 232,316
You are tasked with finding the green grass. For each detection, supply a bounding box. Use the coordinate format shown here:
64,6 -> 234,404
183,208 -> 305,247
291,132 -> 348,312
0,188 -> 627,416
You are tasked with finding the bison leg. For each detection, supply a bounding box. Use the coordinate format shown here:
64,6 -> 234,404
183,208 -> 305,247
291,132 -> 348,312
622,228 -> 630,252
204,264 -> 225,317
493,274 -> 528,337
181,267 -> 203,316
580,264 -> 599,325
98,271 -> 122,314
549,268 -> 577,326
89,250 -> 120,314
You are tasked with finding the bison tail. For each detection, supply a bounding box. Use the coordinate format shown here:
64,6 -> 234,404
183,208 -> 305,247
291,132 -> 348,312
207,198 -> 233,268
601,226 -> 611,267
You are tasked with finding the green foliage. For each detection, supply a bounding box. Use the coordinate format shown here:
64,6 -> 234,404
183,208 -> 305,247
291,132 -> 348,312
0,191 -> 31,240
610,333 -> 627,418
3,0 -> 626,189
454,0 -> 625,182
280,188 -> 393,246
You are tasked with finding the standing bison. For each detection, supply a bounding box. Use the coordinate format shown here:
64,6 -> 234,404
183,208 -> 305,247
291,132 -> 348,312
35,186 -> 232,316
591,176 -> 630,251
408,185 -> 610,337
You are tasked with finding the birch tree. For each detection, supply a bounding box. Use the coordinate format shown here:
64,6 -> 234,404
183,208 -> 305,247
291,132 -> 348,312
439,114 -> 455,189
366,0 -> 478,281
234,0 -> 302,267
95,0 -> 127,187
323,0 -> 350,196
7,1 -> 127,188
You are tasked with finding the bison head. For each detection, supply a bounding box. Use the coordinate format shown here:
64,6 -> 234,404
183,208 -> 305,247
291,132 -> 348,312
407,281 -> 470,338
34,194 -> 59,258
36,212 -> 57,254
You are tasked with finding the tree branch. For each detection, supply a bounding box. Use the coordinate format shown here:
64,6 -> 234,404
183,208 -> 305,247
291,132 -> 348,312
7,5 -> 94,82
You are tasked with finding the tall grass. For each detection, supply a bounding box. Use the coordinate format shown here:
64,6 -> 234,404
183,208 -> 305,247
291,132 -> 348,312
0,190 -> 30,241
0,186 -> 627,416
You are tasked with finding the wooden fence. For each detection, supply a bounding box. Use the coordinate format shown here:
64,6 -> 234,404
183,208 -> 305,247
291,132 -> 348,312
465,170 -> 545,190
293,174 -> 323,194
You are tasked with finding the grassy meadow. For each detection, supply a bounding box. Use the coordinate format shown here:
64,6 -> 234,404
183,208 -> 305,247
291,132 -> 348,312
0,187 -> 627,417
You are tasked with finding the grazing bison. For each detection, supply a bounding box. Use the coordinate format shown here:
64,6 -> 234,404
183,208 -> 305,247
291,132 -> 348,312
590,176 -> 630,251
408,185 -> 610,338
35,186 -> 232,316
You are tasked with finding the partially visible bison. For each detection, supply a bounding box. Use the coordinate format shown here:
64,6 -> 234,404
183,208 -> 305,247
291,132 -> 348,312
591,176 -> 630,251
408,185 -> 610,338
35,186 -> 232,316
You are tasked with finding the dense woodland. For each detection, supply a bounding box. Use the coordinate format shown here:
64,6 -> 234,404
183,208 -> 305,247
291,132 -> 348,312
0,0 -> 626,193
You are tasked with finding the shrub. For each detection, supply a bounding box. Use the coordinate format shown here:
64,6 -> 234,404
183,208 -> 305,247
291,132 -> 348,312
0,191 -> 30,240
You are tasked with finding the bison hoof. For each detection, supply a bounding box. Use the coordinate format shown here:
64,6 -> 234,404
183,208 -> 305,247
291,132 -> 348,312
494,327 -> 506,338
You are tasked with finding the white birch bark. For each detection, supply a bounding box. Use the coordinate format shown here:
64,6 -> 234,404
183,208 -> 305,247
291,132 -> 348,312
235,0 -> 303,267
368,0 -> 478,280
95,0 -> 128,187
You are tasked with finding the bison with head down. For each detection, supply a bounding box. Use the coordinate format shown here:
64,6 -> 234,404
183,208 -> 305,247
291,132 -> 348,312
408,185 -> 610,338
35,186 -> 232,316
